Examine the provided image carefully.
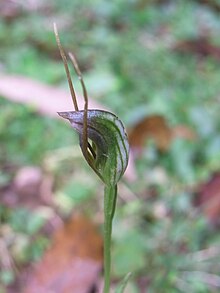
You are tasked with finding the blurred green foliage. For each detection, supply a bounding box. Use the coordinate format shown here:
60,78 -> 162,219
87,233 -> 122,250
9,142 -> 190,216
0,98 -> 76,165
1,0 -> 220,292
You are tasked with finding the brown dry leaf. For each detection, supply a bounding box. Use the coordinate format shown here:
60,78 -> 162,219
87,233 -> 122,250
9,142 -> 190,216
23,215 -> 103,293
129,115 -> 197,157
129,115 -> 172,154
0,75 -> 106,117
174,37 -> 220,60
196,172 -> 220,225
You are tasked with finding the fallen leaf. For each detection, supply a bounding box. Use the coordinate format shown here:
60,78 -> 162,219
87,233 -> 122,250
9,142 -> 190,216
174,37 -> 220,60
0,75 -> 106,118
129,115 -> 172,154
195,172 -> 220,225
23,215 -> 103,293
129,115 -> 197,157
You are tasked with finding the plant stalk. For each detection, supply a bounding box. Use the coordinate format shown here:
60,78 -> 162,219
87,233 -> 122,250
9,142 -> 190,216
103,184 -> 117,293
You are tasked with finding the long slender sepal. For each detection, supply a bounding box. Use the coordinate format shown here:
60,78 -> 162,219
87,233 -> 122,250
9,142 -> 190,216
53,23 -> 79,111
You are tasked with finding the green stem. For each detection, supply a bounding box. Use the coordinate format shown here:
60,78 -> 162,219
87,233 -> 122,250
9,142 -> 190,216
104,184 -> 117,293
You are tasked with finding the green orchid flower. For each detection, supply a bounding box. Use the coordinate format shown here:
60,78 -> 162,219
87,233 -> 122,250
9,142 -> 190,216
54,24 -> 129,293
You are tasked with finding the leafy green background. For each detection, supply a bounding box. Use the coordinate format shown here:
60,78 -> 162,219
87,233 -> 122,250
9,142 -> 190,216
1,0 -> 220,292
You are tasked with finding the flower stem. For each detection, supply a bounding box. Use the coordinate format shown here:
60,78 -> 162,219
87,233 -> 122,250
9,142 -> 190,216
104,184 -> 117,293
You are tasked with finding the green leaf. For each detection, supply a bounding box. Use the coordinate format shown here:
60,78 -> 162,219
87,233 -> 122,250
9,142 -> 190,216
115,272 -> 132,293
